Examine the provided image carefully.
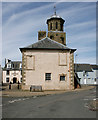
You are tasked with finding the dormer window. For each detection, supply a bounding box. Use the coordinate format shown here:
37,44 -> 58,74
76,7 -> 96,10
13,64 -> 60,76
7,63 -> 11,68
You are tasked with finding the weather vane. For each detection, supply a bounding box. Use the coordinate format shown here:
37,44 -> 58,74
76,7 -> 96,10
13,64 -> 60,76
54,5 -> 56,15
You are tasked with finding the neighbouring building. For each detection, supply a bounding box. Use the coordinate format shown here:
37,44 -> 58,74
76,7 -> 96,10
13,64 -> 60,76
20,10 -> 76,91
2,59 -> 22,84
0,65 -> 2,84
90,64 -> 98,84
74,64 -> 98,85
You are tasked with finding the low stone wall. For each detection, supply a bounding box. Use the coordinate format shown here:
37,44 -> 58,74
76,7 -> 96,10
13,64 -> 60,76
3,84 -> 21,90
21,85 -> 31,91
21,85 -> 72,91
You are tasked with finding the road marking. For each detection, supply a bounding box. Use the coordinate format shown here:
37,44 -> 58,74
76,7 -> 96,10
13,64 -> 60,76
84,98 -> 89,101
84,103 -> 89,108
33,96 -> 37,98
9,99 -> 21,103
22,98 -> 29,100
8,98 -> 29,104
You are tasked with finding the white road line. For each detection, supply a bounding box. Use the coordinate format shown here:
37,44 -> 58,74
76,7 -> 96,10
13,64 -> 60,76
8,98 -> 29,104
22,98 -> 29,100
33,96 -> 37,98
9,98 -> 22,103
84,103 -> 89,108
84,99 -> 89,101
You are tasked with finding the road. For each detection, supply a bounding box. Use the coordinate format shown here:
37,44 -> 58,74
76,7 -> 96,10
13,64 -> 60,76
2,88 -> 96,118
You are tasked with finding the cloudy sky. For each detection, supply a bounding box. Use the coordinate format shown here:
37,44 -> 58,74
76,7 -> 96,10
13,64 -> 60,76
1,1 -> 96,66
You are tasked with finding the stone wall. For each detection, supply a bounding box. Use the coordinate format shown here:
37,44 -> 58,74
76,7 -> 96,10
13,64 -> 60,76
48,31 -> 66,45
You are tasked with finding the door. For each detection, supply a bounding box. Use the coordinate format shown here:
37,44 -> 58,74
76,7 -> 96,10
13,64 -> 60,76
13,77 -> 17,84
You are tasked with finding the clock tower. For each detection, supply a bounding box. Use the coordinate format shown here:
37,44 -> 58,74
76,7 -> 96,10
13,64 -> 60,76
47,8 -> 66,45
38,6 -> 66,46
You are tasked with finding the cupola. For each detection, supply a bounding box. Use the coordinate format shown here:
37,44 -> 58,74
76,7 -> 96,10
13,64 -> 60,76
46,7 -> 65,32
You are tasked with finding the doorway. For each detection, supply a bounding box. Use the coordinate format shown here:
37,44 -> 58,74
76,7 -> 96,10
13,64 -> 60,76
13,77 -> 17,84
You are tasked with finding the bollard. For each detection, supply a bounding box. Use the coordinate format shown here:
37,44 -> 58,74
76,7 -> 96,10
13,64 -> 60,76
18,81 -> 20,89
30,86 -> 32,92
9,84 -> 11,89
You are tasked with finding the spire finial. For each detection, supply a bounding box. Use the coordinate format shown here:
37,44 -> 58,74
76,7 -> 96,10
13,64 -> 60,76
54,5 -> 56,15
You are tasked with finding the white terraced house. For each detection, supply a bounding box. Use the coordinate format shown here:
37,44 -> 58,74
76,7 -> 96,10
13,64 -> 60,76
2,59 -> 22,84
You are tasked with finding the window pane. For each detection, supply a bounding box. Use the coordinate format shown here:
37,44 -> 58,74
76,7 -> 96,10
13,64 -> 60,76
12,64 -> 14,68
8,64 -> 11,68
6,78 -> 9,82
45,73 -> 51,80
60,76 -> 65,81
6,70 -> 9,75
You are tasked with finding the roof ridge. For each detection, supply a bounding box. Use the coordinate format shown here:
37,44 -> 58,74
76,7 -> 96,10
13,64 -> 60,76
75,63 -> 91,65
11,61 -> 22,62
25,37 -> 48,48
20,37 -> 76,52
46,37 -> 69,48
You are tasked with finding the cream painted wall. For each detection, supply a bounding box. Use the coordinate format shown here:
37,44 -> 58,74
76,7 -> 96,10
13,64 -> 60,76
23,50 -> 73,90
3,70 -> 22,83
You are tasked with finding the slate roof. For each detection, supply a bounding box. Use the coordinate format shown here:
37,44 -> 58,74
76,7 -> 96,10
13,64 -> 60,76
3,61 -> 22,71
20,37 -> 76,52
11,61 -> 22,70
47,14 -> 65,23
91,65 -> 98,70
74,64 -> 92,72
50,14 -> 61,19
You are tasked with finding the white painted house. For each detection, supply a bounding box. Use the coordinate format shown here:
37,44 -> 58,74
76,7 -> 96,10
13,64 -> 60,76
74,64 -> 98,85
90,65 -> 98,84
2,59 -> 22,84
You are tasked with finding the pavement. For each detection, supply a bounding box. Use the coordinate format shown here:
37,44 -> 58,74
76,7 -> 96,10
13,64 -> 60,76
1,85 -> 96,97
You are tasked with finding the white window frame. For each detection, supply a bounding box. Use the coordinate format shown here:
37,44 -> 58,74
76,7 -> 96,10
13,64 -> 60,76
45,73 -> 51,81
59,74 -> 66,82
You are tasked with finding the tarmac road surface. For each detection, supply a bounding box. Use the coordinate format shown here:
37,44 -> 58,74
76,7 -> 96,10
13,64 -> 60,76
2,87 -> 96,118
